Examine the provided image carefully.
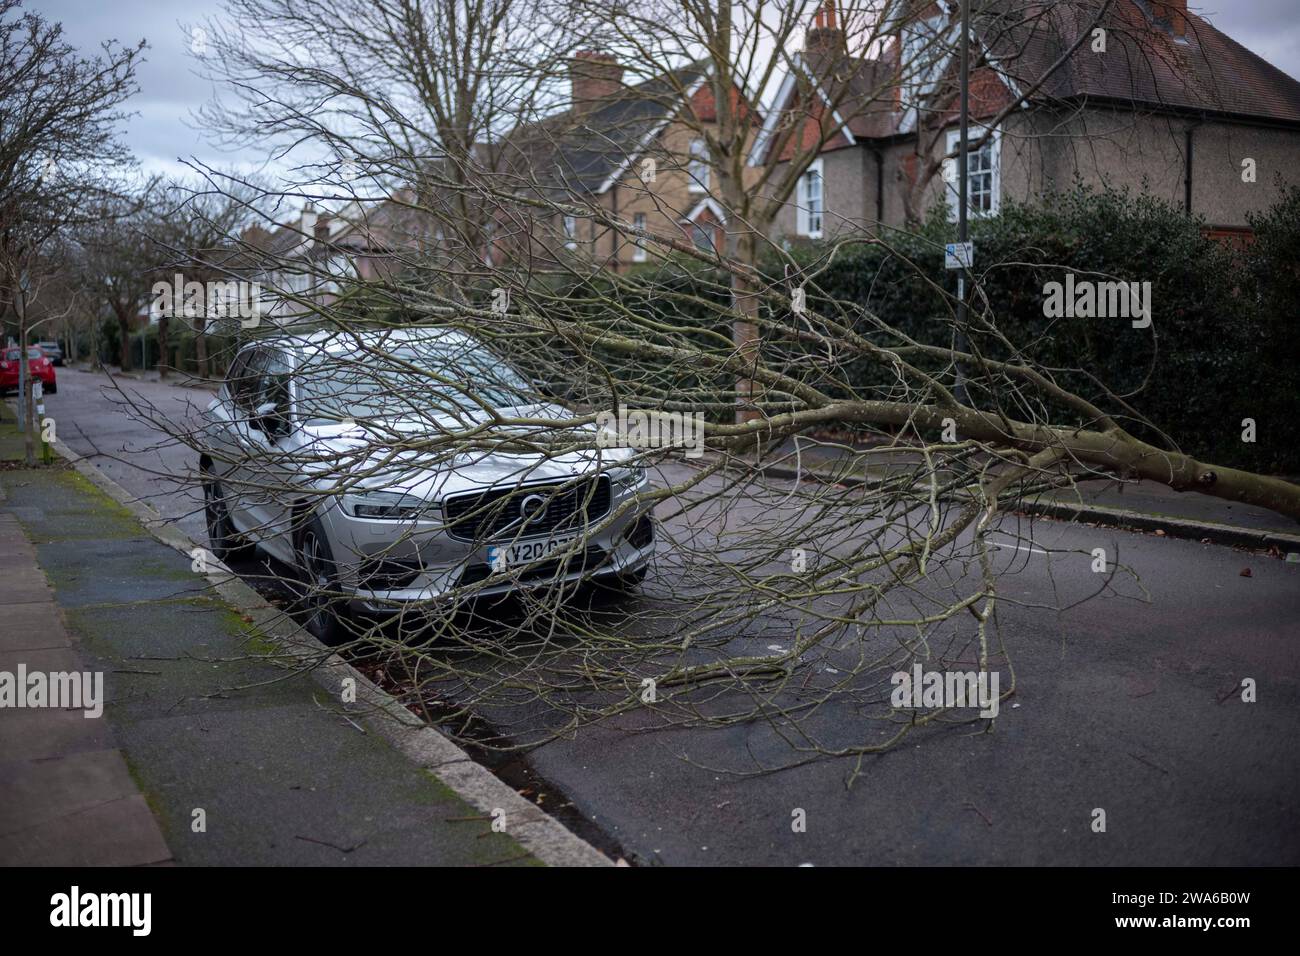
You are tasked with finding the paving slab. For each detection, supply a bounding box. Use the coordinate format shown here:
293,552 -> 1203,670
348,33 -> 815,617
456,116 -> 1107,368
0,794 -> 172,867
0,602 -> 69,652
0,748 -> 142,835
0,704 -> 114,762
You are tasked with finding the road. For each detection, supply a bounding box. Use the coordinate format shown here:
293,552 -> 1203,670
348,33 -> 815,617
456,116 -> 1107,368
38,367 -> 1300,865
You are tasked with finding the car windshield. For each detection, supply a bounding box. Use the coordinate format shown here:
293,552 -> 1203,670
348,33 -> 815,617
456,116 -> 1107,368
4,348 -> 42,360
293,334 -> 533,426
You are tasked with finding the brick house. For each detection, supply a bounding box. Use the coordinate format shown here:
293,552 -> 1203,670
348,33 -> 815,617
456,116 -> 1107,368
752,0 -> 1300,243
494,52 -> 760,272
238,195 -> 446,324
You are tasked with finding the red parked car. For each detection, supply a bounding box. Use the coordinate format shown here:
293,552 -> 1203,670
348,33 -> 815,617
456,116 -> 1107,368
0,346 -> 57,395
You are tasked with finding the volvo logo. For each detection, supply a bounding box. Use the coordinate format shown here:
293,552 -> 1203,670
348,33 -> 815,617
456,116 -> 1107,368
519,493 -> 548,522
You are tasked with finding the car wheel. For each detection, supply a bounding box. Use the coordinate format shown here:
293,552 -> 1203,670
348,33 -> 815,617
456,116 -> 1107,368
293,516 -> 350,646
200,462 -> 256,563
47,382 -> 56,394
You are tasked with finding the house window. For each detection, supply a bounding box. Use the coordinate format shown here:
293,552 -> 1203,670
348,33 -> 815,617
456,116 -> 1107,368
900,16 -> 946,125
688,138 -> 709,193
944,127 -> 1001,220
563,214 -> 578,249
691,222 -> 716,253
796,158 -> 824,238
632,213 -> 648,262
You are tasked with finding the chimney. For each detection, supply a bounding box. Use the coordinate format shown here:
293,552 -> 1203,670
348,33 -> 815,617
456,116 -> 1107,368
570,51 -> 624,116
806,1 -> 846,55
300,205 -> 318,239
1151,0 -> 1187,37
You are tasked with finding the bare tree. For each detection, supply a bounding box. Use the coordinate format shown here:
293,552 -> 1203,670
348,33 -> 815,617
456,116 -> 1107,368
144,173 -> 269,379
0,0 -> 142,462
196,0 -> 592,273
111,0 -> 1299,774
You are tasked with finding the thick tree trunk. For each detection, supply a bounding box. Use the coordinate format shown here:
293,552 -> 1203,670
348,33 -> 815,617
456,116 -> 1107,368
727,196 -> 762,425
726,399 -> 1300,524
732,278 -> 761,424
114,303 -> 132,372
194,315 -> 209,380
157,315 -> 169,379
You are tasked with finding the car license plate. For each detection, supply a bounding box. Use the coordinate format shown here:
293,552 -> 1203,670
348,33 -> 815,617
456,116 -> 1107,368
487,534 -> 579,571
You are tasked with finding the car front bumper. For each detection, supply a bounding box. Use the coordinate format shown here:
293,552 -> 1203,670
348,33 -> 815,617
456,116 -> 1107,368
315,484 -> 656,614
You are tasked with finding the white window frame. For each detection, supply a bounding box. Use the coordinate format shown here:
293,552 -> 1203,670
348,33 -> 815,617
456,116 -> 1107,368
944,125 -> 1001,221
796,158 -> 825,239
631,212 -> 648,262
899,15 -> 949,133
687,138 -> 710,193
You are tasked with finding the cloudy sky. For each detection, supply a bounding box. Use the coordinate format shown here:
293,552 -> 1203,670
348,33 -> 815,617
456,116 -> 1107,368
29,0 -> 1300,182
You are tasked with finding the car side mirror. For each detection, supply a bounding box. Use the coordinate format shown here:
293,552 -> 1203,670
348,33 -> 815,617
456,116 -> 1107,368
254,400 -> 289,438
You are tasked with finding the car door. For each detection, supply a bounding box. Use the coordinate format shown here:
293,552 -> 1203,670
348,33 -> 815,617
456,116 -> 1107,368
239,347 -> 297,563
205,346 -> 258,528
222,346 -> 273,540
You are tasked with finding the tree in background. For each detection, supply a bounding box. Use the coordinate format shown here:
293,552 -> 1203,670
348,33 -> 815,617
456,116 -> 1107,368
0,0 -> 142,462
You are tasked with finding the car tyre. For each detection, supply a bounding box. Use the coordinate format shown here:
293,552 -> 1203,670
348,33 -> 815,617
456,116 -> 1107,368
293,515 -> 351,646
201,462 -> 256,563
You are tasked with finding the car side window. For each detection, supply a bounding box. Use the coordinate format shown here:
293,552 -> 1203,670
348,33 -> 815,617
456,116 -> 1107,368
254,351 -> 294,433
224,350 -> 248,395
230,349 -> 266,418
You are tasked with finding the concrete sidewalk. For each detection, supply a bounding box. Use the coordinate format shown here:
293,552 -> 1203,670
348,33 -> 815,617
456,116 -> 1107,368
0,512 -> 173,865
0,408 -> 547,866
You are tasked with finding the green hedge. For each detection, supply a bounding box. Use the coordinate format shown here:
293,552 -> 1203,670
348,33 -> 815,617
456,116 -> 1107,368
773,184 -> 1300,473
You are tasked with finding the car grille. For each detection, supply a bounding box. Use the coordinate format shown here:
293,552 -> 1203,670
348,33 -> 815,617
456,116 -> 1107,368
444,476 -> 611,543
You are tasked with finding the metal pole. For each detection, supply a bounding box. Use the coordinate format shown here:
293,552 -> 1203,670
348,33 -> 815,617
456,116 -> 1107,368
954,0 -> 970,406
16,284 -> 25,434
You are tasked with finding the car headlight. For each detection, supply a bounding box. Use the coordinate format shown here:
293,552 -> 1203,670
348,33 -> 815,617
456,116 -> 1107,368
609,466 -> 647,493
340,492 -> 436,521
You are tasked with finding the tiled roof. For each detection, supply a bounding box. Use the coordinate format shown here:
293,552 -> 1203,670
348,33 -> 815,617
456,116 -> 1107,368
501,62 -> 710,196
803,47 -> 898,139
778,0 -> 1300,157
981,0 -> 1300,125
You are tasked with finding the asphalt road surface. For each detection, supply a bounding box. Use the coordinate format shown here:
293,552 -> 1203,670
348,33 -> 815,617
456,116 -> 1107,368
37,367 -> 1300,866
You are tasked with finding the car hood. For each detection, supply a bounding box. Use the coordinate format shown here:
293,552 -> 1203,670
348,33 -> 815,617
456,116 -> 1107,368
295,402 -> 632,500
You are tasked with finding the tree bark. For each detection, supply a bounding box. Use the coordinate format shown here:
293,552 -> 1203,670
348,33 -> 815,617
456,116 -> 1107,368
157,314 -> 169,379
114,302 -> 132,372
194,314 -> 209,380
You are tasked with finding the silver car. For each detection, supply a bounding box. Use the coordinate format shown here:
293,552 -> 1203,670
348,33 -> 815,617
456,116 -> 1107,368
198,328 -> 655,643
